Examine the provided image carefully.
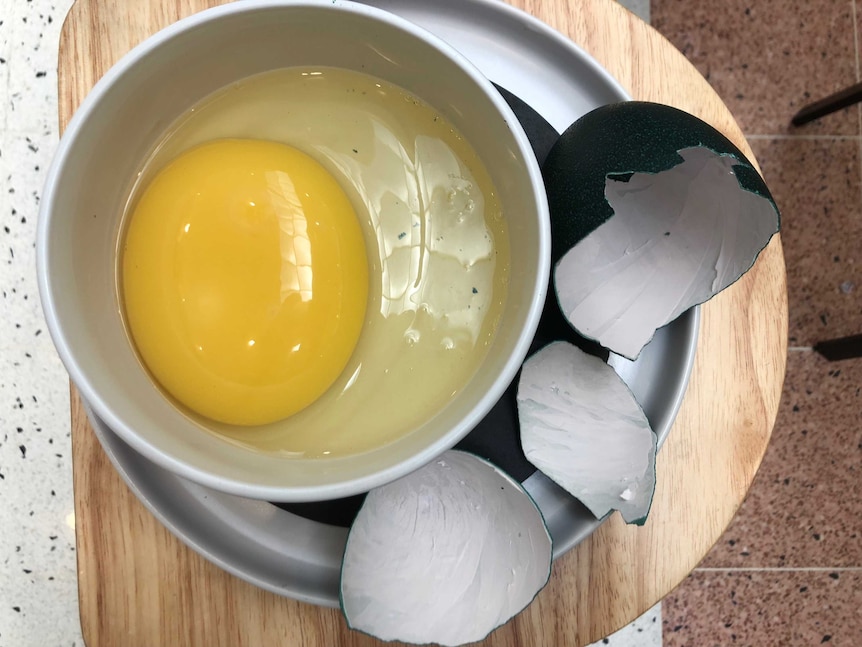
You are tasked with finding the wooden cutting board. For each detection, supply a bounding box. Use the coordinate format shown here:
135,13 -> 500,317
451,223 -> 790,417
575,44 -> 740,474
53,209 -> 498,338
60,1 -> 788,645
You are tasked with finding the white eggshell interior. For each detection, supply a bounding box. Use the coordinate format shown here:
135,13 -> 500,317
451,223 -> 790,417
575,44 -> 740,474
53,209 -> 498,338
518,341 -> 656,524
555,146 -> 778,359
340,449 -> 552,646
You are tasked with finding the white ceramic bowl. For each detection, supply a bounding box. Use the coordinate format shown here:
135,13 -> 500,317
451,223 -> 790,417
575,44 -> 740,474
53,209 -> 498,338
37,0 -> 549,501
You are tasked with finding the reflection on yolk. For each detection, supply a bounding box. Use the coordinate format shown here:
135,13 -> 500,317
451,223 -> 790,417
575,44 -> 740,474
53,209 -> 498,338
122,139 -> 368,426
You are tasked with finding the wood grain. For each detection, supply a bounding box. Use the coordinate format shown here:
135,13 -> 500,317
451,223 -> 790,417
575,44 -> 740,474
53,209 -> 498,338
60,0 -> 789,645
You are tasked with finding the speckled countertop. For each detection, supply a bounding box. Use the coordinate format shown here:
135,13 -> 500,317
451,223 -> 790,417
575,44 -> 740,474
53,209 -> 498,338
0,1 -> 658,646
1,0 -> 80,645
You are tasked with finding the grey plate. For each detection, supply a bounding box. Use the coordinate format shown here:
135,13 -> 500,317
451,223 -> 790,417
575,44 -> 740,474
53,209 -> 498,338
85,0 -> 700,609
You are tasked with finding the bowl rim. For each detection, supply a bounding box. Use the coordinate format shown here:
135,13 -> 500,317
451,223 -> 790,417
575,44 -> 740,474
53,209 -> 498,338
36,0 -> 551,501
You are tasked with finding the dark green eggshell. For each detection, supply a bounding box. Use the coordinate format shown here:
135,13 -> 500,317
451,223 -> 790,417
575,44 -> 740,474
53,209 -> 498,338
541,101 -> 780,262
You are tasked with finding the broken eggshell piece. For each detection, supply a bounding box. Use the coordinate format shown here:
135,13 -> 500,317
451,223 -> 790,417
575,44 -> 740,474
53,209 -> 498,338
518,341 -> 656,525
543,101 -> 780,359
340,449 -> 552,647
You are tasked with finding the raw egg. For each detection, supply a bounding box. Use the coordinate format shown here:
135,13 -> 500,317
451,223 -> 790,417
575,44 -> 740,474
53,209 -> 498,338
122,138 -> 368,426
121,68 -> 510,457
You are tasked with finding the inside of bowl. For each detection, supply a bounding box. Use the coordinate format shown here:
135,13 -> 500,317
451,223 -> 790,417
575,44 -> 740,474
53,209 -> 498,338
43,2 -> 546,499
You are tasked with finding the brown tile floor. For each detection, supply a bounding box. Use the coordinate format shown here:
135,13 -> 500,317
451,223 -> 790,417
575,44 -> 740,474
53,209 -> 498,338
663,571 -> 862,646
652,0 -> 862,643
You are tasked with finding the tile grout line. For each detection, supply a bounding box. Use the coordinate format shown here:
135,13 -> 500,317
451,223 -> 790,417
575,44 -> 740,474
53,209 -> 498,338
854,0 -> 862,184
855,0 -> 861,79
696,567 -> 862,572
744,134 -> 862,140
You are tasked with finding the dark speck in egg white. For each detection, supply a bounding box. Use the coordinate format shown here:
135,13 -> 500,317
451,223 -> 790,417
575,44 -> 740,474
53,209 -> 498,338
472,287 -> 478,294
352,148 -> 358,154
19,444 -> 26,457
398,232 -> 406,240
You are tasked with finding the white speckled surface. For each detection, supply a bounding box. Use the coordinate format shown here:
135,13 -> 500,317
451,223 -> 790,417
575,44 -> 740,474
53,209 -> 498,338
0,1 -> 658,646
0,0 -> 80,645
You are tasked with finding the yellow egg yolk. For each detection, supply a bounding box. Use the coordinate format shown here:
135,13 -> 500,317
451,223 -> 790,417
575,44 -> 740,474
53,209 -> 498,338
122,139 -> 369,426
